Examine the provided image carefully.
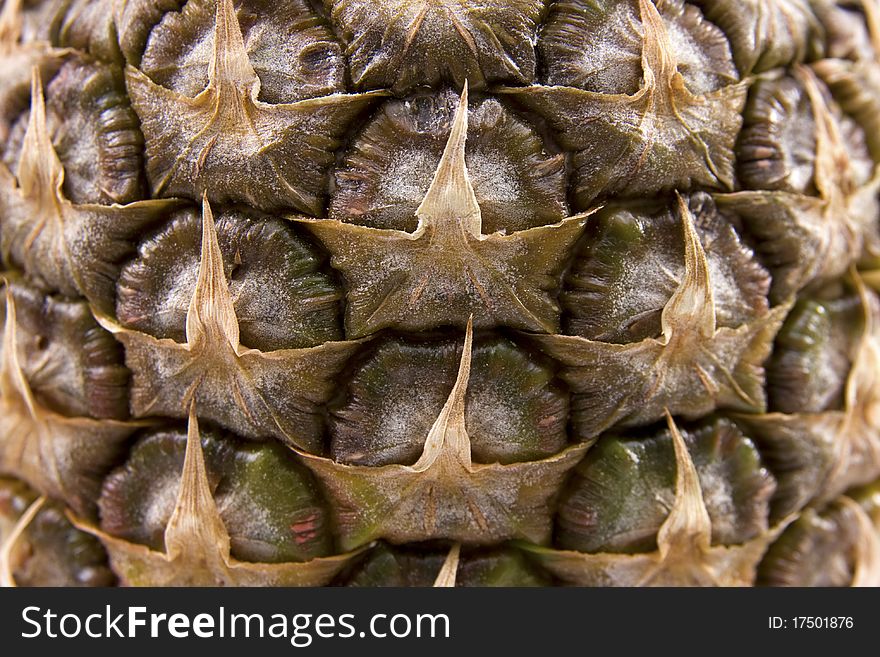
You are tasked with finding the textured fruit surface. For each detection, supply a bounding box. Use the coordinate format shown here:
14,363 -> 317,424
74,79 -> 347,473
1,0 -> 880,587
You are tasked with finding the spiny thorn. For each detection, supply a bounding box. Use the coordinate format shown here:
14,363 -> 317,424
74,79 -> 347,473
414,316 -> 474,470
415,81 -> 482,237
796,65 -> 852,202
164,401 -> 230,561
185,192 -> 241,349
862,0 -> 880,60
0,495 -> 45,587
18,66 -> 65,204
208,0 -> 258,92
433,543 -> 462,587
660,194 -> 716,342
840,270 -> 880,422
1,287 -> 38,419
842,497 -> 880,587
637,0 -> 678,86
0,0 -> 22,48
656,410 -> 712,558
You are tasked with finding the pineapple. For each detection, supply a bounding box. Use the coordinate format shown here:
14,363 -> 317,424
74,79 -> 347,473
0,0 -> 879,588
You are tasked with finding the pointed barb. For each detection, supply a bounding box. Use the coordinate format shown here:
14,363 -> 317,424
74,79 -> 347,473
208,0 -> 259,94
656,411 -> 712,558
0,495 -> 45,588
0,0 -> 22,49
660,194 -> 716,342
843,273 -> 880,424
1,287 -> 38,418
415,82 -> 482,237
842,497 -> 880,587
185,193 -> 241,349
18,67 -> 65,205
637,0 -> 678,88
862,0 -> 880,61
414,317 -> 474,470
164,402 -> 231,562
796,65 -> 852,203
433,543 -> 461,587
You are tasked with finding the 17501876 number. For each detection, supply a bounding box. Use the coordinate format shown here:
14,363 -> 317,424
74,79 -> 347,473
769,617 -> 854,629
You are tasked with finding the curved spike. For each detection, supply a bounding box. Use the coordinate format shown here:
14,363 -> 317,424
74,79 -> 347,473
413,317 -> 474,470
796,65 -> 852,203
209,0 -> 259,96
164,402 -> 231,562
638,0 -> 678,89
415,82 -> 482,238
862,0 -> 880,59
1,288 -> 38,419
185,193 -> 241,350
656,411 -> 712,558
842,497 -> 880,587
841,273 -> 880,429
433,543 -> 461,588
18,67 -> 65,206
0,0 -> 22,49
0,495 -> 45,588
661,194 -> 716,342
832,274 -> 880,480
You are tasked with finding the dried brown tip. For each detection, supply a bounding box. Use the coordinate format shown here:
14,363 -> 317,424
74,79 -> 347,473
656,411 -> 712,560
0,0 -> 21,49
433,543 -> 461,588
163,403 -> 231,564
415,82 -> 482,238
185,193 -> 241,349
413,317 -> 474,471
796,65 -> 852,203
209,0 -> 259,96
18,66 -> 65,206
0,495 -> 45,587
660,194 -> 716,342
842,496 -> 880,587
638,0 -> 679,89
840,273 -> 880,432
862,0 -> 880,58
1,288 -> 37,419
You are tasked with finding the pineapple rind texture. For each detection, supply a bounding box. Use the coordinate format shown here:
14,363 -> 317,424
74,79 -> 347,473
0,0 -> 880,586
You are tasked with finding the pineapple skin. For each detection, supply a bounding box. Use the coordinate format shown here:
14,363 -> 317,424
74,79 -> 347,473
0,0 -> 879,587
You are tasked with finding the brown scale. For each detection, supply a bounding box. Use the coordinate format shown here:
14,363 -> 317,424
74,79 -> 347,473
330,90 -> 568,234
532,195 -> 786,441
97,425 -> 333,564
526,415 -> 786,586
689,0 -> 821,74
329,333 -> 569,467
0,280 -> 129,420
122,0 -> 379,214
716,67 -> 880,304
102,195 -> 359,452
504,0 -> 747,207
138,0 -> 345,104
324,0 -> 546,93
116,204 -> 343,352
2,54 -> 146,206
562,192 -> 770,344
758,487 -> 880,586
0,288 -> 142,517
342,542 -> 551,587
0,479 -> 116,587
78,409 -> 363,586
556,418 -> 776,555
302,85 -> 592,337
301,322 -> 589,550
